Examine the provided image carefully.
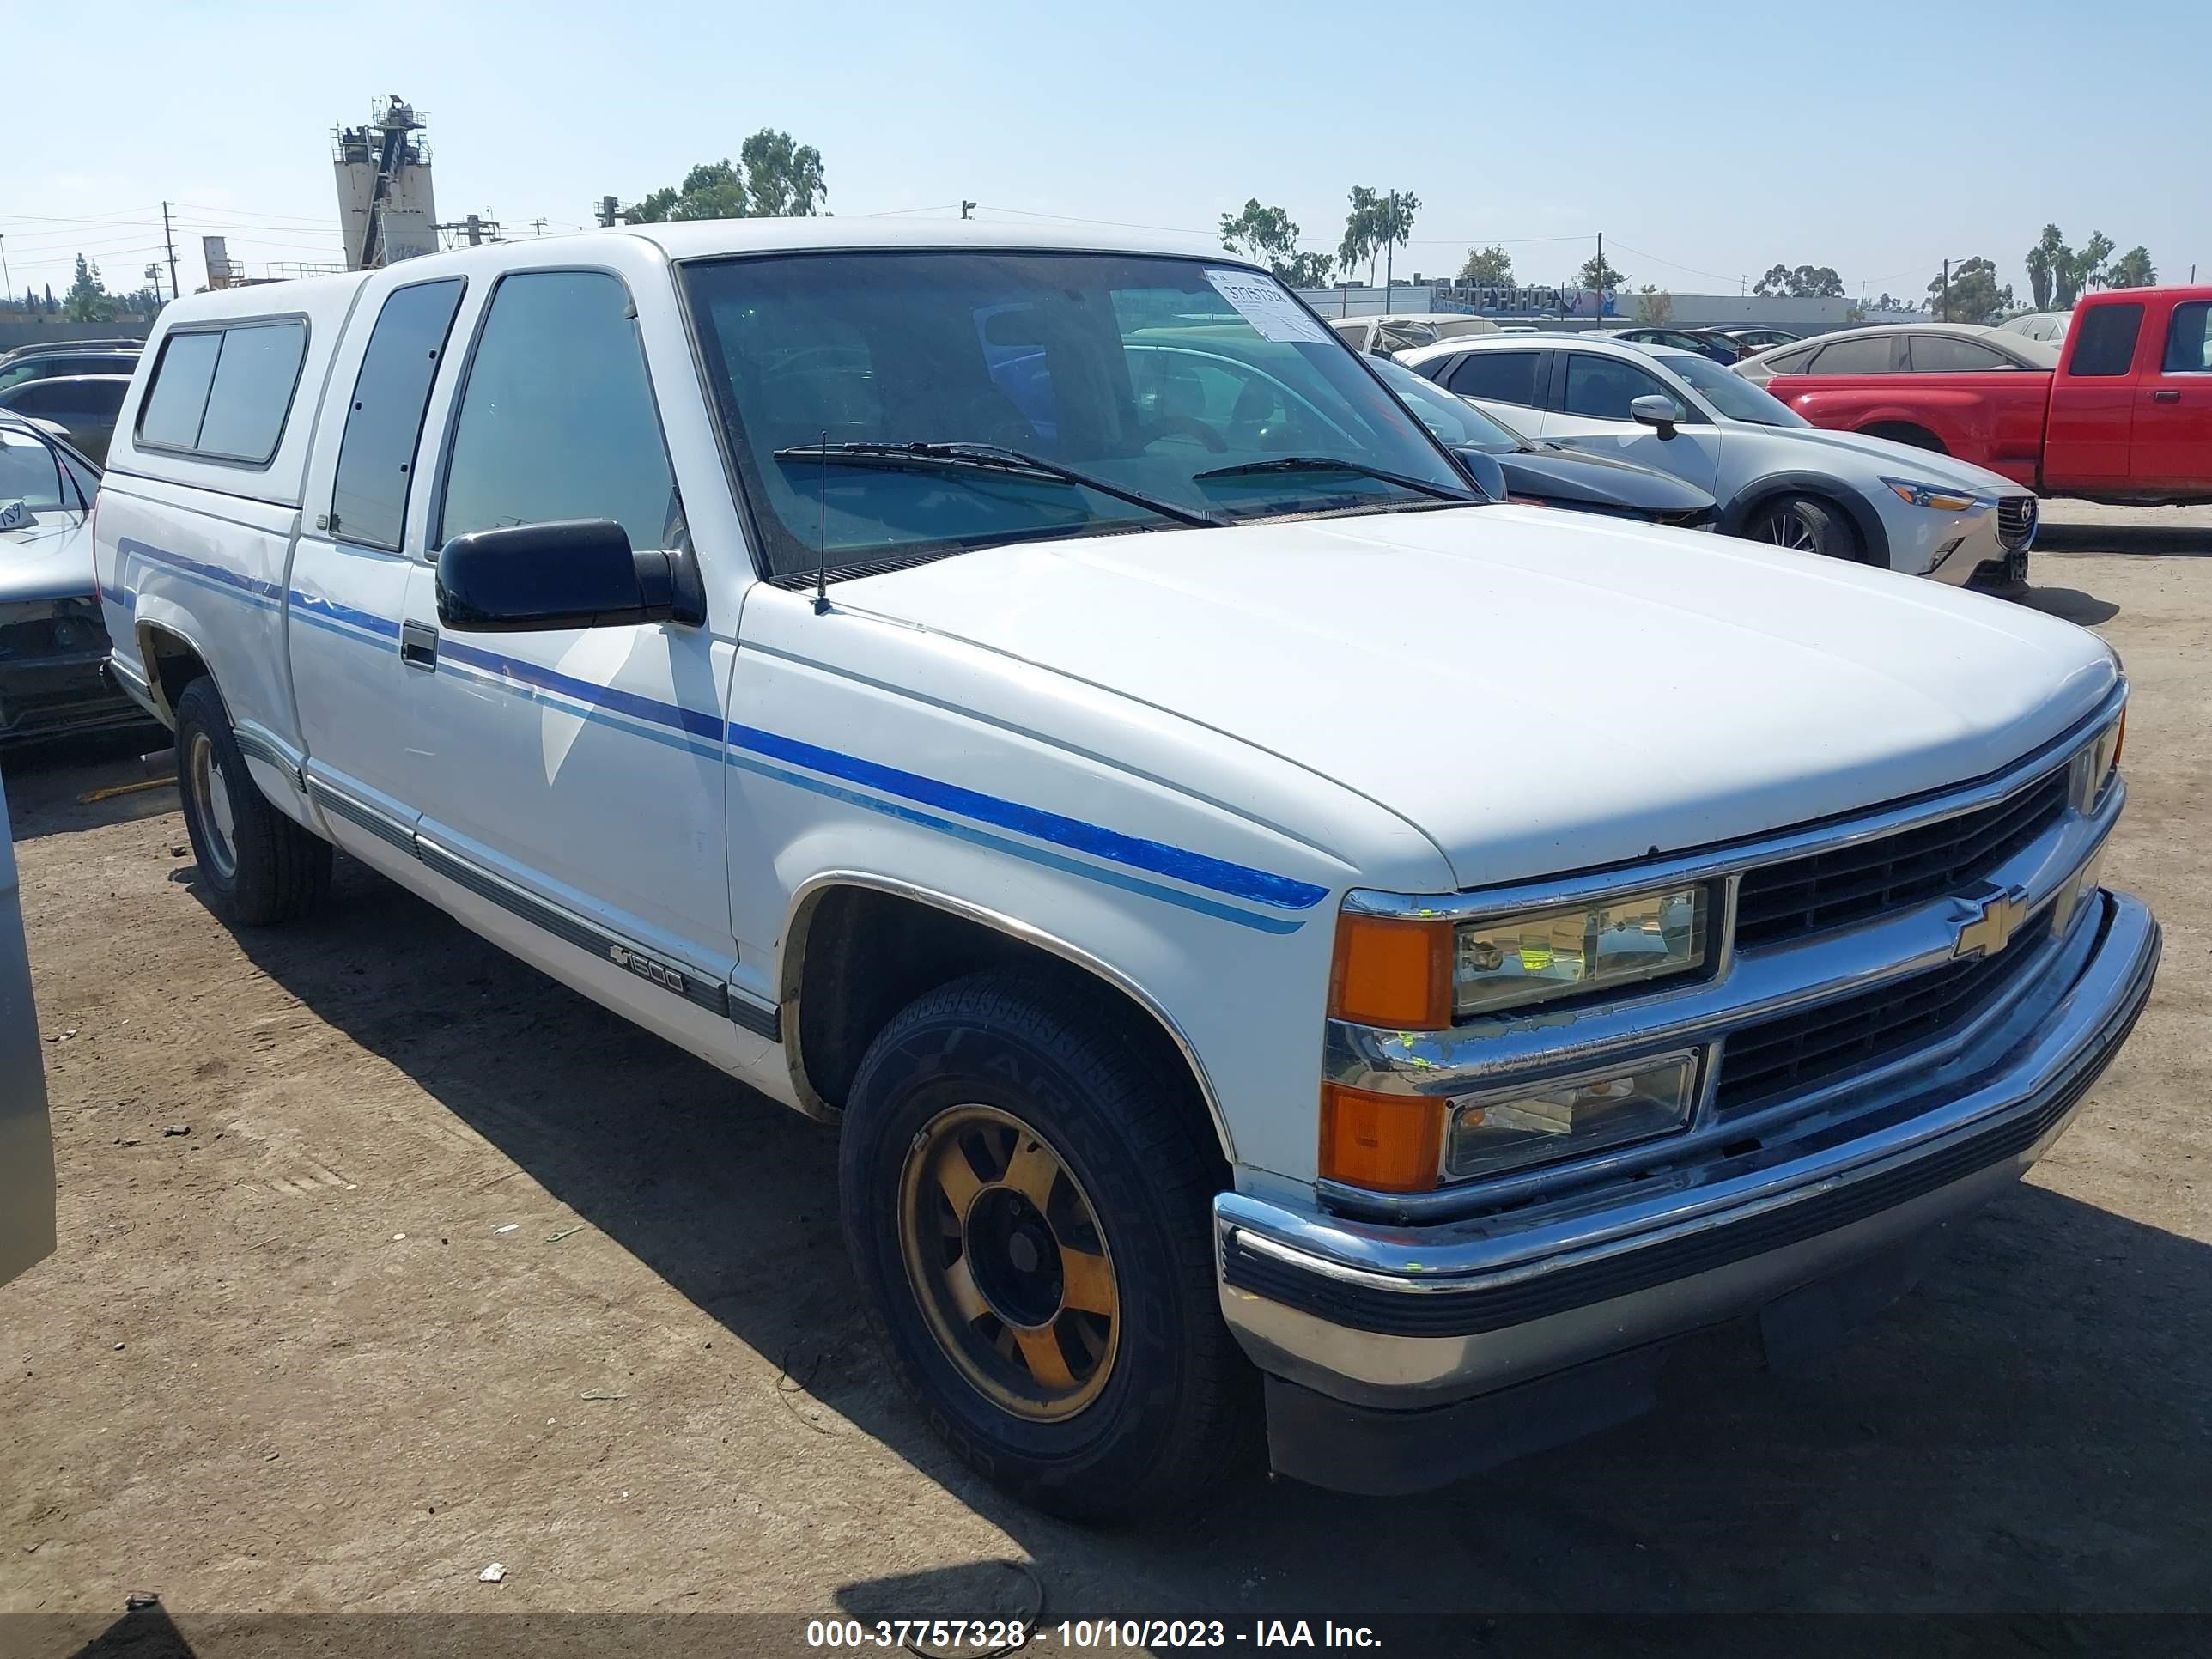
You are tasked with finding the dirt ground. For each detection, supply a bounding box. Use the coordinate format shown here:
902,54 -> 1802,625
2,513 -> 2209,1644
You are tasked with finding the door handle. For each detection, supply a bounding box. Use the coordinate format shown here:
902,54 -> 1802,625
2151,389 -> 2181,404
400,620 -> 439,671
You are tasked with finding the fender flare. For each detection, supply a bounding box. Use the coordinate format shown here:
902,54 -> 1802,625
1720,472 -> 1892,569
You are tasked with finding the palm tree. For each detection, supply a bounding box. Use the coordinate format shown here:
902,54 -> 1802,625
2060,232 -> 2114,305
2025,224 -> 2067,311
2104,246 -> 2157,289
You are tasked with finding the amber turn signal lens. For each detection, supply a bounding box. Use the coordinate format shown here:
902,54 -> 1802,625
2112,705 -> 2126,771
1328,914 -> 1453,1030
1319,1083 -> 1444,1193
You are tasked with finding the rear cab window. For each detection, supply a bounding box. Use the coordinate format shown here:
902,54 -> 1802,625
135,319 -> 308,465
2066,304 -> 2144,377
330,278 -> 467,550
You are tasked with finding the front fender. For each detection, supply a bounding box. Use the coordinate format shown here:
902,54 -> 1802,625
1718,471 -> 1893,570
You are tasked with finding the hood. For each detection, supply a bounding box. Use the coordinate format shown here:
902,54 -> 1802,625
838,507 -> 2117,891
1750,422 -> 2026,496
1488,446 -> 1716,514
0,510 -> 94,605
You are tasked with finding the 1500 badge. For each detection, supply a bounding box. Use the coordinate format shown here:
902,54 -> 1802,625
608,943 -> 686,994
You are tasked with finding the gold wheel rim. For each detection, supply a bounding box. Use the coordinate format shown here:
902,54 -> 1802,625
897,1104 -> 1121,1421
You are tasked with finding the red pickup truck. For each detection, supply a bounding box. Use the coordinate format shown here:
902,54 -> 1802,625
1759,287 -> 2212,505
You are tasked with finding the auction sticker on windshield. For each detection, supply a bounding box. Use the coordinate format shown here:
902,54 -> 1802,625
1206,269 -> 1332,344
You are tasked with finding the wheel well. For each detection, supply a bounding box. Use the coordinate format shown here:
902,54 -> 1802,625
135,623 -> 210,725
1729,481 -> 1881,566
1860,421 -> 1948,454
785,884 -> 1228,1158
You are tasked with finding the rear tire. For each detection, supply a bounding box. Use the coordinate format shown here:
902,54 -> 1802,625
839,967 -> 1251,1522
1753,494 -> 1863,562
174,678 -> 331,926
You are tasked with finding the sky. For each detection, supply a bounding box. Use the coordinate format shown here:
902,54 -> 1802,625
6,0 -> 2207,305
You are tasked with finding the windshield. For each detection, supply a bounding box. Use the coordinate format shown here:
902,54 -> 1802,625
682,251 -> 1472,580
0,428 -> 92,517
1659,350 -> 1810,427
1369,357 -> 1528,453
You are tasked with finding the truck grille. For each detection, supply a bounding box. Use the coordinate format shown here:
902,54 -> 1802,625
1713,910 -> 2054,1116
1733,768 -> 2069,950
1997,496 -> 2038,551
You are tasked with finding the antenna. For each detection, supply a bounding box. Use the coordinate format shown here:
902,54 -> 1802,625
812,429 -> 830,615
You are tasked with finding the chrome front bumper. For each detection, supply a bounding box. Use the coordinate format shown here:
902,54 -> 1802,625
1216,889 -> 2158,1417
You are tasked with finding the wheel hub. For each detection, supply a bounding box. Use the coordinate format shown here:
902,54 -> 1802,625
187,732 -> 239,881
898,1103 -> 1121,1421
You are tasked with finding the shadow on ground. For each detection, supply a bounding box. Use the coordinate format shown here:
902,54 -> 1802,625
2038,522 -> 2212,558
197,856 -> 2210,1620
3,726 -> 173,841
2002,583 -> 2122,626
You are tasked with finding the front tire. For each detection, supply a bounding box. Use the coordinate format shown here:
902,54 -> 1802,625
174,678 -> 331,926
839,968 -> 1249,1522
1753,493 -> 1863,562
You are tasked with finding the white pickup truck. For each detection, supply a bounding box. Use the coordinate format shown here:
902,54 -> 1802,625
92,223 -> 2159,1519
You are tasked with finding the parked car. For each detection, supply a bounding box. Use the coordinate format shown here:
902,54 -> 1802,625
0,416 -> 154,743
1735,323 -> 2057,388
1712,325 -> 1804,351
95,227 -> 2155,1517
1754,288 -> 2212,505
0,338 -> 141,393
0,374 -> 133,465
1326,313 -> 1500,356
0,766 -> 56,1291
2000,311 -> 2073,344
1370,356 -> 1717,527
1400,331 -> 2039,580
1609,326 -> 1744,362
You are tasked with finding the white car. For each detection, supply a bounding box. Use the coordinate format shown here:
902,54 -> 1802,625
94,224 -> 2155,1518
1398,331 -> 2040,580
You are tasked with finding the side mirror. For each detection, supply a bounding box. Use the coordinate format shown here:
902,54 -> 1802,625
1450,447 -> 1508,502
436,519 -> 699,633
1629,393 -> 1686,438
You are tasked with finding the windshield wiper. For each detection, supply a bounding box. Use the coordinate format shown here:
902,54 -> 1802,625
772,441 -> 1221,528
1192,455 -> 1478,502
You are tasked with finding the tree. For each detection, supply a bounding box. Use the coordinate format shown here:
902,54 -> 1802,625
1577,251 -> 1626,292
1338,186 -> 1419,287
2105,246 -> 2157,289
2026,224 -> 2067,310
1458,245 -> 1515,284
1218,199 -> 1333,287
62,254 -> 113,323
1633,285 -> 1673,325
2060,232 -> 2112,306
1926,257 -> 2013,325
625,130 -> 825,222
1754,263 -> 1844,298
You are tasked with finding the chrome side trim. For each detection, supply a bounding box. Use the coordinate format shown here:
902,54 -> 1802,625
305,774 -> 415,854
1341,679 -> 2125,923
232,725 -> 306,793
778,870 -> 1235,1158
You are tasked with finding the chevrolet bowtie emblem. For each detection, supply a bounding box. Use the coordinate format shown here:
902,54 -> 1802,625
1950,884 -> 2032,961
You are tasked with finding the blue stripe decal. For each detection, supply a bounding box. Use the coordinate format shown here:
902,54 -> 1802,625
118,538 -> 283,606
726,752 -> 1304,934
727,724 -> 1328,913
439,638 -> 726,741
437,655 -> 724,761
110,535 -> 1323,929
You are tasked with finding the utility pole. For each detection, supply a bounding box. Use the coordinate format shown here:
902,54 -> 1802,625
530,217 -> 548,237
961,200 -> 975,220
0,234 -> 10,304
1941,258 -> 1950,322
161,201 -> 179,302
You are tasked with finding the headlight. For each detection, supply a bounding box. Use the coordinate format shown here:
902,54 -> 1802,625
1329,885 -> 1713,1030
1882,476 -> 1986,514
1447,1051 -> 1699,1179
2071,707 -> 2125,811
1452,884 -> 1711,1018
